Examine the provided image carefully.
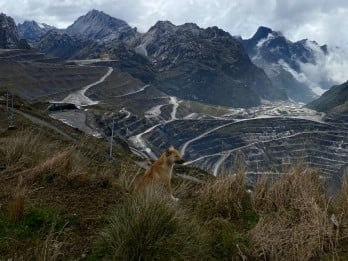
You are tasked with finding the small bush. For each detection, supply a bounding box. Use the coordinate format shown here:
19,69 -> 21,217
92,190 -> 209,260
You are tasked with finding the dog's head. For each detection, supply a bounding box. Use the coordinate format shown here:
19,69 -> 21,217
165,146 -> 185,164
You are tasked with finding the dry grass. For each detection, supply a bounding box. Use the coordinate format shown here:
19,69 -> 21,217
331,177 -> 348,257
250,167 -> 336,260
196,171 -> 249,220
333,177 -> 348,221
25,148 -> 74,180
252,167 -> 327,213
114,162 -> 142,193
7,176 -> 27,222
0,130 -> 46,168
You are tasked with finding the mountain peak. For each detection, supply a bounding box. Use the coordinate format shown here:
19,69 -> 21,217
66,10 -> 134,41
18,20 -> 56,45
254,26 -> 272,38
85,9 -> 108,18
0,13 -> 30,49
151,20 -> 176,30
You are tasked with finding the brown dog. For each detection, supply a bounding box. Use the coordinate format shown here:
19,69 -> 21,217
134,146 -> 185,201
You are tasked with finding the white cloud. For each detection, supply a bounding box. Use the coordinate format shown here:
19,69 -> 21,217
0,0 -> 347,47
299,42 -> 348,88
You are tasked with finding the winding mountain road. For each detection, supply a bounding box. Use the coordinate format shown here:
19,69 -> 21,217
51,66 -> 113,107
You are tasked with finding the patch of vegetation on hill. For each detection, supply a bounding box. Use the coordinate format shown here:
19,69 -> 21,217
307,81 -> 348,113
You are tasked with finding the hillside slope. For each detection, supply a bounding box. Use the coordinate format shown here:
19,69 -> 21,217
307,81 -> 348,113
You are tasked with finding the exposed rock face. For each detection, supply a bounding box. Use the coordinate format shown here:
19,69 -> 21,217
65,9 -> 136,42
36,31 -> 86,60
241,26 -> 328,103
134,21 -> 287,107
18,20 -> 56,45
0,13 -> 30,49
307,81 -> 348,113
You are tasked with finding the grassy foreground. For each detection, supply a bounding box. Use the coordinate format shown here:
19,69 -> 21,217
1,109 -> 348,260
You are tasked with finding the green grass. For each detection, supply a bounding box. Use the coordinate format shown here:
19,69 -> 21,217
0,204 -> 62,254
90,190 -> 209,260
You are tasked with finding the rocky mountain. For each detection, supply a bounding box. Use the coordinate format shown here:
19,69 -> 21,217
35,11 -> 287,108
132,21 -> 287,107
241,26 -> 328,103
307,81 -> 348,113
65,9 -> 137,42
36,30 -> 88,60
0,13 -> 29,49
18,20 -> 56,45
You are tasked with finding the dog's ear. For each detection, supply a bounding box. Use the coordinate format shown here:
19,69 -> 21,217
166,146 -> 174,156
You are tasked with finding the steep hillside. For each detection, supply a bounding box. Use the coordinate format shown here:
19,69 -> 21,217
307,81 -> 348,113
0,49 -> 107,100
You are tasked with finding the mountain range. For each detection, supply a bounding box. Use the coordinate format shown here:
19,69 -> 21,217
7,10 -> 341,108
15,9 -> 339,106
24,10 -> 286,107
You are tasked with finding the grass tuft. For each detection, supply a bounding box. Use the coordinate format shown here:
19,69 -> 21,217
7,176 -> 27,222
91,189 -> 209,260
196,171 -> 250,220
250,167 -> 335,260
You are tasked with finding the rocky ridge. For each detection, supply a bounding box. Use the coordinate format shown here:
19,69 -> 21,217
18,20 -> 56,45
241,26 -> 328,103
0,13 -> 29,49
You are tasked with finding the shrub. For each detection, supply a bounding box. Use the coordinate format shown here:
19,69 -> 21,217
92,190 -> 209,260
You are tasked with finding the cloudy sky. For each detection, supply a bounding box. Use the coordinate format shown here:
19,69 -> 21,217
1,0 -> 348,46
